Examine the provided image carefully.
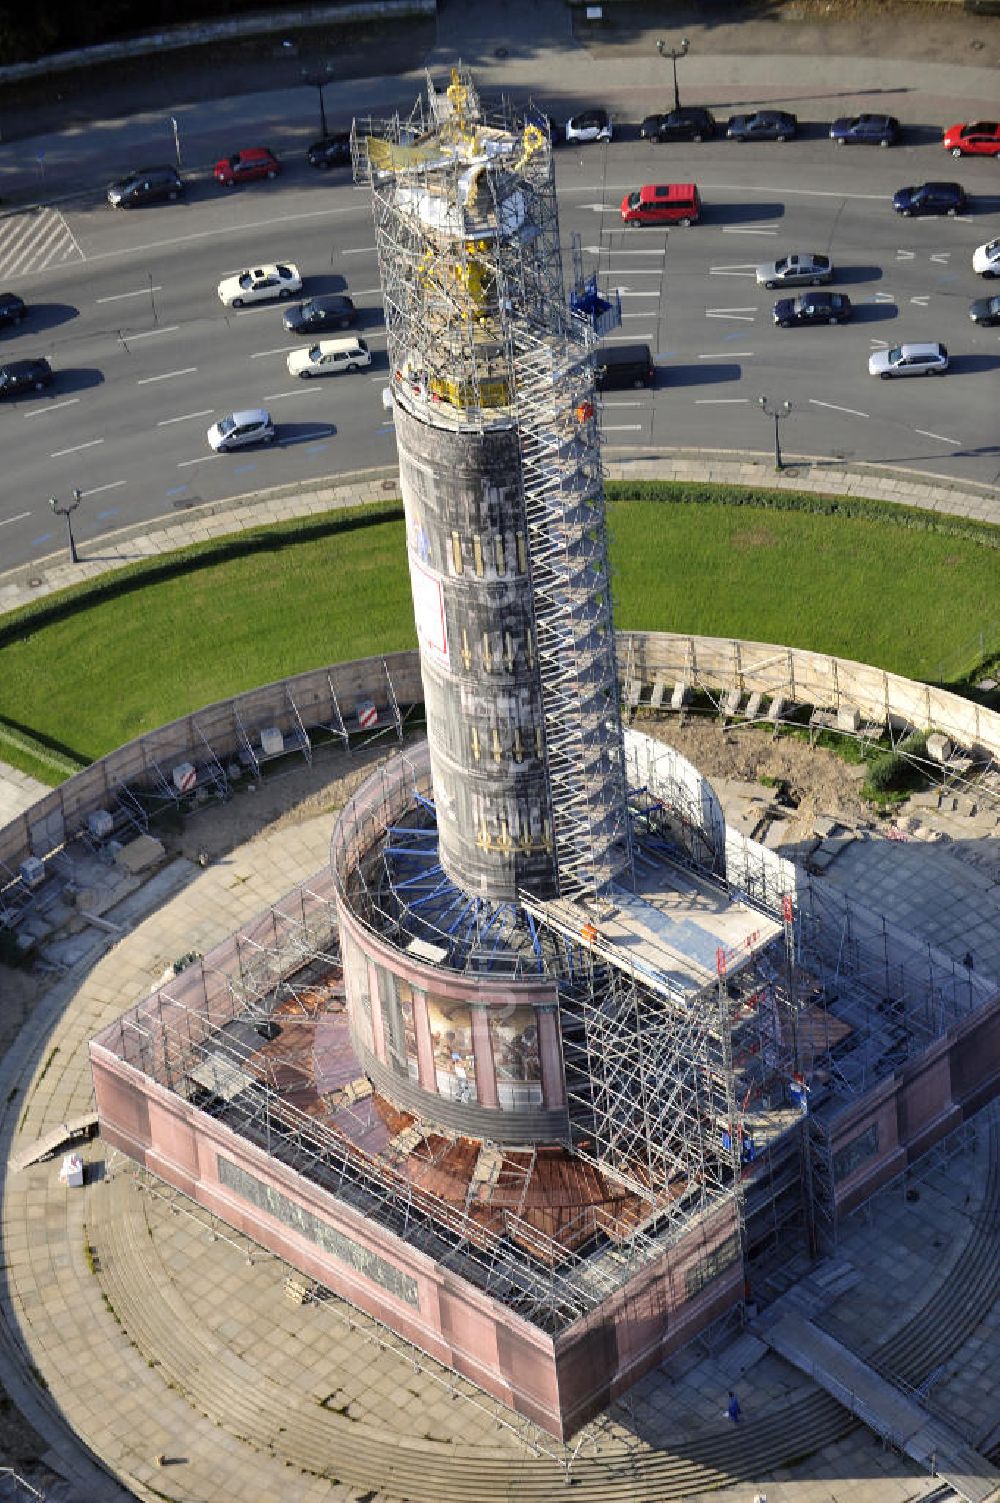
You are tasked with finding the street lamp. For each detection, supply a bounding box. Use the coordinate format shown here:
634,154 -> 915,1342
656,36 -> 690,113
758,397 -> 792,471
169,115 -> 182,170
49,487 -> 82,563
302,60 -> 334,139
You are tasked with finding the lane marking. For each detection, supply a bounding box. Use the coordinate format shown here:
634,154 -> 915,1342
706,310 -> 756,321
910,295 -> 930,307
261,386 -> 323,401
617,291 -> 659,299
219,301 -> 290,317
281,429 -> 336,444
97,286 -> 163,303
177,455 -> 214,469
695,397 -> 750,404
722,226 -> 778,235
602,332 -> 654,342
251,345 -> 297,359
82,480 -> 126,497
341,246 -> 376,256
23,397 -> 79,418
50,437 -> 104,457
127,325 -> 179,340
0,510 -> 31,527
809,399 -> 869,418
136,367 -> 197,385
584,245 -> 665,256
78,204 -> 371,267
621,312 -> 653,320
601,424 -> 643,431
698,350 -> 753,358
915,428 -> 959,444
157,409 -> 214,426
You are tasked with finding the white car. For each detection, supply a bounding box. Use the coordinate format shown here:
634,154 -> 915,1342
564,109 -> 612,144
217,263 -> 302,308
868,342 -> 948,379
286,337 -> 371,378
207,408 -> 276,451
972,238 -> 1000,278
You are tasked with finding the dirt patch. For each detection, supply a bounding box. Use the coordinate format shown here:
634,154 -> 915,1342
641,712 -> 873,831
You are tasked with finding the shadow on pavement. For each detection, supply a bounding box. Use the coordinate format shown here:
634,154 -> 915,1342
659,363 -> 743,387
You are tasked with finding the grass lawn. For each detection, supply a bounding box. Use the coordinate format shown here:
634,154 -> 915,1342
0,487 -> 997,786
610,499 -> 999,676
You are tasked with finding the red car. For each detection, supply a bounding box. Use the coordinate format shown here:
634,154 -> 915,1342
213,148 -> 281,186
942,121 -> 1000,158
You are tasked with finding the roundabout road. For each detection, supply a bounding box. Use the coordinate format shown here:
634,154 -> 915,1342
3,49 -> 1000,570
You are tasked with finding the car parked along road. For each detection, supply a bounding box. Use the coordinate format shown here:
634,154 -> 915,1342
829,114 -> 899,146
868,342 -> 948,379
727,110 -> 797,142
639,108 -> 716,143
942,121 -> 1000,157
213,148 -> 281,186
107,165 -> 184,208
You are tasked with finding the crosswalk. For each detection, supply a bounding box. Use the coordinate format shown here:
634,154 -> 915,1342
0,205 -> 84,280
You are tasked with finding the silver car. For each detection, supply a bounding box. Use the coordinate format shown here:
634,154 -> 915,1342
756,253 -> 832,289
207,408 -> 276,451
867,342 -> 948,379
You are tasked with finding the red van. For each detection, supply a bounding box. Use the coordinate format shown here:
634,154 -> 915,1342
621,182 -> 701,227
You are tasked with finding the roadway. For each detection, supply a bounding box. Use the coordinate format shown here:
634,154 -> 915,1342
3,60 -> 1000,569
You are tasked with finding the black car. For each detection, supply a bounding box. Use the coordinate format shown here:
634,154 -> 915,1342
640,107 -> 717,143
0,358 -> 52,397
969,293 -> 1000,326
893,181 -> 966,217
773,291 -> 852,327
726,110 -> 797,142
829,113 -> 899,147
306,132 -> 352,169
0,292 -> 26,330
107,165 -> 184,208
282,294 -> 358,334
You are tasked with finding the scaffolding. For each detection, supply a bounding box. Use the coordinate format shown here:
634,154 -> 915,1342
352,66 -> 632,902
95,900 -> 736,1336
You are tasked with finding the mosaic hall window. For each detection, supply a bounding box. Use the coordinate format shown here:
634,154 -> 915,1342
427,997 -> 477,1104
341,931 -> 374,1056
377,966 -> 420,1084
491,1008 -> 542,1109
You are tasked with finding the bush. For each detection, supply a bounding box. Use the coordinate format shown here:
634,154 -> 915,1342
862,742 -> 928,801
